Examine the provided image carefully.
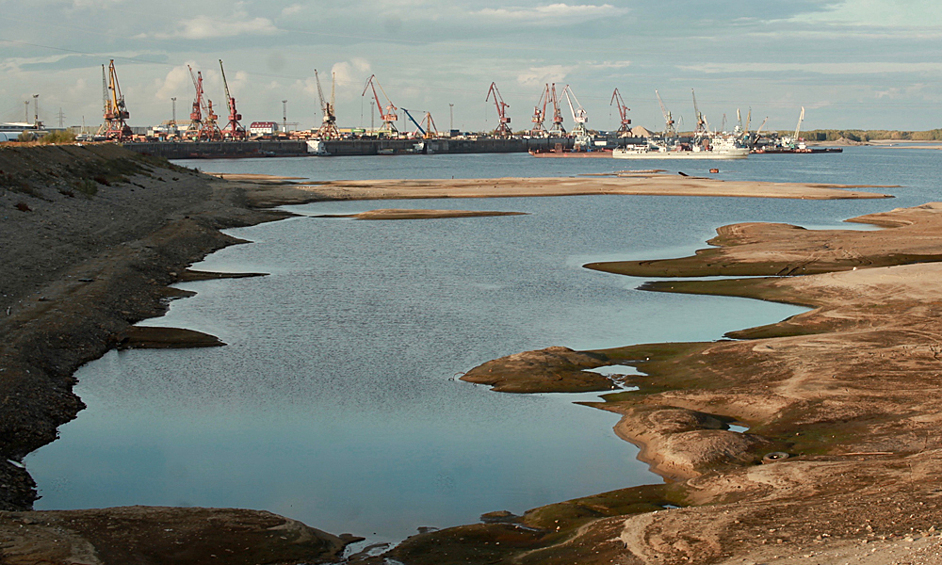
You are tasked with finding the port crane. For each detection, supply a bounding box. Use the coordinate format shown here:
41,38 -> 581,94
655,90 -> 676,137
691,88 -> 708,137
184,66 -> 220,140
98,60 -> 132,140
361,74 -> 398,135
314,69 -> 340,140
419,112 -> 438,139
793,106 -> 805,142
218,59 -> 245,140
549,83 -> 565,135
610,88 -> 631,136
530,84 -> 550,137
486,82 -> 512,136
748,116 -> 769,148
400,107 -> 425,137
399,107 -> 439,139
184,66 -> 203,139
562,85 -> 588,137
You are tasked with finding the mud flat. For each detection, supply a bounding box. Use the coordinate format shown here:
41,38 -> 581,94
408,203 -> 942,565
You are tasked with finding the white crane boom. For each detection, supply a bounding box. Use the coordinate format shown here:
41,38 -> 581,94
794,107 -> 805,141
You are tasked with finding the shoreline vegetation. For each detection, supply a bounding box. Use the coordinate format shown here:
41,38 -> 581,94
799,128 -> 942,143
3,145 -> 942,563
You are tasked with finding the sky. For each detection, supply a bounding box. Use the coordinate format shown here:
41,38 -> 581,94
1,0 -> 940,133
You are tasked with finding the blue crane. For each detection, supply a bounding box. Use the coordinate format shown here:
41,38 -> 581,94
400,107 -> 425,136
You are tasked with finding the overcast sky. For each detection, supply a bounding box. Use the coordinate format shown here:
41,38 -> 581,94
1,0 -> 940,133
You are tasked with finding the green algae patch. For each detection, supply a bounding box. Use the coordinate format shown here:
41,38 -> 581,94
388,483 -> 678,565
589,342 -> 725,393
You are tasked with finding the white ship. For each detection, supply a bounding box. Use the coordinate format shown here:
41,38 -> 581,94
613,135 -> 749,160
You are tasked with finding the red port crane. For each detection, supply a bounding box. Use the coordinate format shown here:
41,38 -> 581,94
610,88 -> 631,136
361,74 -> 398,135
184,66 -> 202,138
485,82 -> 512,136
219,59 -> 245,140
549,83 -> 566,135
98,60 -> 132,140
530,84 -> 549,137
184,66 -> 220,141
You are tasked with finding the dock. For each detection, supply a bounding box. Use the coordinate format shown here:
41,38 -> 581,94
121,137 -> 577,159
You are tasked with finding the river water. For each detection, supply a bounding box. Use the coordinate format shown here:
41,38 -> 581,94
25,147 -> 942,543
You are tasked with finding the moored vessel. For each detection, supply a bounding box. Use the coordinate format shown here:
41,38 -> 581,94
613,136 -> 749,160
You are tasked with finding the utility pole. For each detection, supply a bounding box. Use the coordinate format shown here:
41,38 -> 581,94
282,99 -> 288,133
32,94 -> 39,127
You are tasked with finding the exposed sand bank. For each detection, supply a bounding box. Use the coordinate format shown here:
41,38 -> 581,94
235,174 -> 894,204
315,208 -> 527,220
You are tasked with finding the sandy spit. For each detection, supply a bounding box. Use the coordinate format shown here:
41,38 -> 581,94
289,175 -> 894,201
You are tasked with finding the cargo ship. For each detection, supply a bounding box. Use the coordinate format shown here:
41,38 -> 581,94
529,142 -> 612,158
613,136 -> 749,160
751,144 -> 843,154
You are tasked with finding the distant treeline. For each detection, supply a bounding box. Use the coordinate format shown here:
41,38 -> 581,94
783,129 -> 942,142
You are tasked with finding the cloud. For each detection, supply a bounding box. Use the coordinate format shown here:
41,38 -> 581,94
281,4 -> 303,16
789,0 -> 942,28
72,0 -> 123,8
678,61 -> 942,75
331,58 -> 372,90
153,64 -> 194,102
150,13 -> 279,40
516,64 -> 573,87
874,83 -> 937,101
588,60 -> 632,70
472,3 -> 628,26
299,77 -> 320,100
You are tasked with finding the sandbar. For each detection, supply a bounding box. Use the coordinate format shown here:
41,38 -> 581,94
238,174 -> 894,207
315,208 -> 527,220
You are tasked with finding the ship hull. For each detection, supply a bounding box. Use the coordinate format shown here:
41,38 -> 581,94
529,149 -> 612,158
613,149 -> 749,160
